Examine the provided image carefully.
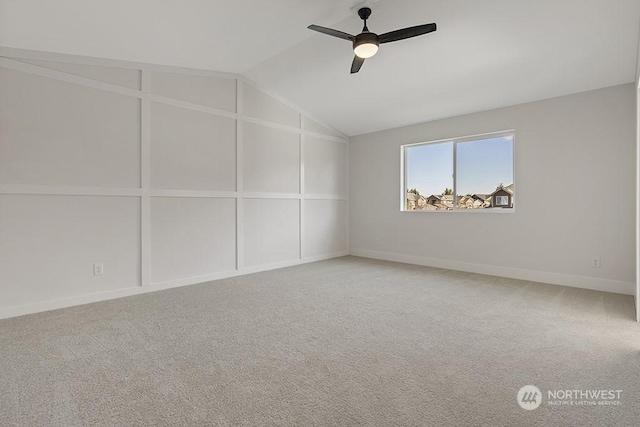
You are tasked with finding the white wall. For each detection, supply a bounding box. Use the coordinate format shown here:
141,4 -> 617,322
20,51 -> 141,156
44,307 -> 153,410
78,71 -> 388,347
636,83 -> 639,319
350,84 -> 636,295
636,32 -> 640,320
0,48 -> 348,319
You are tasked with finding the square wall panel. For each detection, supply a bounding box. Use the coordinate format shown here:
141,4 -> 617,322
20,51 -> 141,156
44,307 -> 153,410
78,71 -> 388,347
243,199 -> 299,268
304,136 -> 347,196
150,102 -> 236,191
149,71 -> 236,112
304,200 -> 347,258
243,122 -> 300,194
0,68 -> 141,188
242,84 -> 300,128
151,197 -> 236,284
0,195 -> 140,308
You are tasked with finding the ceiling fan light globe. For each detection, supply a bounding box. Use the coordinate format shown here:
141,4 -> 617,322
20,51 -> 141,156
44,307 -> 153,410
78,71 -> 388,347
354,43 -> 379,58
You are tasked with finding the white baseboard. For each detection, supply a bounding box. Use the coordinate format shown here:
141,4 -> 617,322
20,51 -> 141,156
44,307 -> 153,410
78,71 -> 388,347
242,252 -> 349,275
350,248 -> 634,296
150,270 -> 239,289
302,251 -> 350,263
0,286 -> 153,321
0,252 -> 349,320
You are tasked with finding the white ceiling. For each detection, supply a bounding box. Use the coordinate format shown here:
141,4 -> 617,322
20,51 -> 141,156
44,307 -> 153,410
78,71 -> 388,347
0,0 -> 361,73
1,0 -> 639,136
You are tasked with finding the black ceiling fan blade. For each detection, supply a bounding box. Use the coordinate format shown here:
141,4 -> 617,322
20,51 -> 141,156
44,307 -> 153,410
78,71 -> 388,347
351,56 -> 365,74
308,24 -> 355,41
379,23 -> 437,44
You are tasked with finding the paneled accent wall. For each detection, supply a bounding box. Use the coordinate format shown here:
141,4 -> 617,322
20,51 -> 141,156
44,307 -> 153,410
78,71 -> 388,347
0,49 -> 348,318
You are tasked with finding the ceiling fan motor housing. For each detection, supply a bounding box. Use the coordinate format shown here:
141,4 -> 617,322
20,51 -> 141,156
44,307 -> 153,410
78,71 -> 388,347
353,32 -> 380,54
354,32 -> 379,47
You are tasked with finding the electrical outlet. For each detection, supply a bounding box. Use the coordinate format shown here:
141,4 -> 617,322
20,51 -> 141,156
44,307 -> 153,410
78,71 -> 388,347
94,263 -> 104,275
591,257 -> 601,268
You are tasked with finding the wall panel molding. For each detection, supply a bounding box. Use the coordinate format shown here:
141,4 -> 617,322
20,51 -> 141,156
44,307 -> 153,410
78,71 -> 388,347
0,46 -> 238,79
0,54 -> 348,144
0,48 -> 349,318
0,251 -> 349,320
140,70 -> 151,288
0,184 -> 142,197
235,79 -> 245,271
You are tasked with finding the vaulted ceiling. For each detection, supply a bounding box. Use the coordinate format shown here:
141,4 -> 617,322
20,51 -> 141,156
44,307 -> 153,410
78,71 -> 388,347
1,0 -> 639,136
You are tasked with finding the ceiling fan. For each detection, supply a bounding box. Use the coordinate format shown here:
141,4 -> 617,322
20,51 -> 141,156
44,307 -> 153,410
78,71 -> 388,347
308,7 -> 437,74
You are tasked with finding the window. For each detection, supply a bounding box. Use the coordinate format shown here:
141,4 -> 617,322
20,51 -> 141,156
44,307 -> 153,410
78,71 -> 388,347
402,131 -> 514,211
495,196 -> 509,206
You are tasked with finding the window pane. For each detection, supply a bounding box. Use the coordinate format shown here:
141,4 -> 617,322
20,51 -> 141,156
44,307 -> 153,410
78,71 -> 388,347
405,141 -> 453,210
456,136 -> 514,209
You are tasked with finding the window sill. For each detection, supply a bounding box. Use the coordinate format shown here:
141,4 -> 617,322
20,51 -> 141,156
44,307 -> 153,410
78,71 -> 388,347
401,208 -> 515,213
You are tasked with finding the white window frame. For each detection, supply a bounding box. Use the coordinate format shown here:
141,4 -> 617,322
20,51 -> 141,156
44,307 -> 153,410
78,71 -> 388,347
400,130 -> 515,213
495,195 -> 509,206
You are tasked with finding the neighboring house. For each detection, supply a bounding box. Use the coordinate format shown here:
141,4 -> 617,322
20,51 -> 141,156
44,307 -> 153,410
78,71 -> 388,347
406,192 -> 428,210
410,192 -> 491,210
420,194 -> 450,210
489,184 -> 514,208
456,193 -> 490,209
416,195 -> 427,209
457,196 -> 475,209
406,192 -> 418,210
441,195 -> 454,209
471,194 -> 489,209
426,195 -> 441,205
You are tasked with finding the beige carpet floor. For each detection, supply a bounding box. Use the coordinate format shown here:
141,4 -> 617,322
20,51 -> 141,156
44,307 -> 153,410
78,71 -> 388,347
0,256 -> 639,426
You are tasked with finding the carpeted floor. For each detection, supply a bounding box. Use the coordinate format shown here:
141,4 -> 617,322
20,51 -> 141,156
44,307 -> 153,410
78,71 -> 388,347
0,256 -> 639,426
